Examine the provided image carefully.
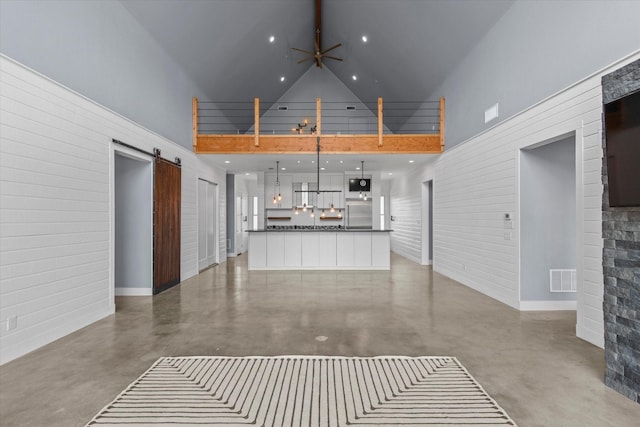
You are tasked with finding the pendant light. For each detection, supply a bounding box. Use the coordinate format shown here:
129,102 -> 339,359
359,160 -> 368,200
273,161 -> 282,204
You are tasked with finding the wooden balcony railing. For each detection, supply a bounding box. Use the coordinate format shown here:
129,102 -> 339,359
192,97 -> 444,154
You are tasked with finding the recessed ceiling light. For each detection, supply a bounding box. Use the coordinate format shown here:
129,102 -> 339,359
388,172 -> 393,175
280,76 -> 285,82
245,173 -> 250,176
312,160 -> 315,164
321,167 -> 325,170
269,35 -> 275,43
356,167 -> 360,170
362,35 -> 368,43
340,160 -> 343,164
326,160 -> 329,164
224,160 -> 230,164
409,160 -> 414,163
352,75 -> 357,81
281,167 -> 286,171
297,160 -> 301,163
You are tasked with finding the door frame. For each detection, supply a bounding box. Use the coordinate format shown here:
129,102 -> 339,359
421,180 -> 433,265
109,143 -> 154,307
197,178 -> 219,271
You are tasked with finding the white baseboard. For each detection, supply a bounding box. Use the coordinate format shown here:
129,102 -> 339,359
115,287 -> 152,296
0,304 -> 113,365
519,300 -> 577,311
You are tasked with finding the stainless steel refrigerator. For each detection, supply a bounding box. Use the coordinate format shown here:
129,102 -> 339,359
346,199 -> 372,229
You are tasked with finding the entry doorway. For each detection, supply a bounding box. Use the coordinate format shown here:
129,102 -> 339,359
520,134 -> 577,310
421,180 -> 433,265
114,151 -> 153,297
198,179 -> 218,271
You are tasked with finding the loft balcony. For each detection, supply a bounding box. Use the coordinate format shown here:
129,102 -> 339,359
192,97 -> 444,155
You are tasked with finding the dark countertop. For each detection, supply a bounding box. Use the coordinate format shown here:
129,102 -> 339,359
247,229 -> 393,232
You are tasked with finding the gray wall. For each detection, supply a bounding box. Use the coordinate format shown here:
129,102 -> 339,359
520,137 -> 576,301
115,154 -> 152,289
0,0 -> 208,149
256,66 -> 388,135
429,0 -> 640,148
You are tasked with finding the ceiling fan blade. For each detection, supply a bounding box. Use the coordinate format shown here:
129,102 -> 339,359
297,57 -> 314,64
292,47 -> 314,55
321,43 -> 342,55
322,55 -> 343,62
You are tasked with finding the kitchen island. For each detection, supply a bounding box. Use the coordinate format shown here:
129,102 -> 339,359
247,228 -> 391,270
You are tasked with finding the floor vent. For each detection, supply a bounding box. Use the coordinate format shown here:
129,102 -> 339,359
550,269 -> 576,292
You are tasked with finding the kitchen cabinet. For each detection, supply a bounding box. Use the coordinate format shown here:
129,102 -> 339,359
248,230 -> 391,270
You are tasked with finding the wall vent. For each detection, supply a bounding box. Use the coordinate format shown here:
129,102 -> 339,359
346,105 -> 356,110
549,269 -> 576,292
277,106 -> 288,111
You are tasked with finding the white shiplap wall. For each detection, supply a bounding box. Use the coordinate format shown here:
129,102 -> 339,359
430,52 -> 640,348
0,56 -> 226,364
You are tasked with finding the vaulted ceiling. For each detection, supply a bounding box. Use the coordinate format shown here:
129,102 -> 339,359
120,0 -> 514,173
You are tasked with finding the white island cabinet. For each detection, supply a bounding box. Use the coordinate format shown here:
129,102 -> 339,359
248,230 -> 391,270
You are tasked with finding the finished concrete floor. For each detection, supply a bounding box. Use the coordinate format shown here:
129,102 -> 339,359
1,254 -> 638,426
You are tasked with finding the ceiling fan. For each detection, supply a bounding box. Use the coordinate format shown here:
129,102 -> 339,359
292,0 -> 342,68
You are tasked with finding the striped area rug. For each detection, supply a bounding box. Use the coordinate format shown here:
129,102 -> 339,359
87,356 -> 517,426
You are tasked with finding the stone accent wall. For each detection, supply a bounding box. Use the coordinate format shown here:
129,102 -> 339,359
601,59 -> 640,403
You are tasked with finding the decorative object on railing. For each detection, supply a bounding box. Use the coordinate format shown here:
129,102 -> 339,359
293,119 -> 308,134
292,119 -> 319,135
192,97 -> 444,154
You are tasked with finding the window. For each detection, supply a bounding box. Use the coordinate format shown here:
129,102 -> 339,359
252,196 -> 258,230
380,196 -> 385,230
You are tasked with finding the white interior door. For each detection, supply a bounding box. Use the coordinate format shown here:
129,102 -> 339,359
198,179 -> 208,271
421,180 -> 433,265
235,195 -> 243,253
198,179 -> 218,271
206,183 -> 217,266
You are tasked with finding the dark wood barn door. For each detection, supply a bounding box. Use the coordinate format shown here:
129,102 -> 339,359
153,158 -> 181,294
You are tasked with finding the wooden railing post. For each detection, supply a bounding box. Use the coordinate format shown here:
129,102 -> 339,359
192,97 -> 198,152
316,97 -> 322,135
439,97 -> 445,148
378,97 -> 383,147
254,98 -> 260,147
